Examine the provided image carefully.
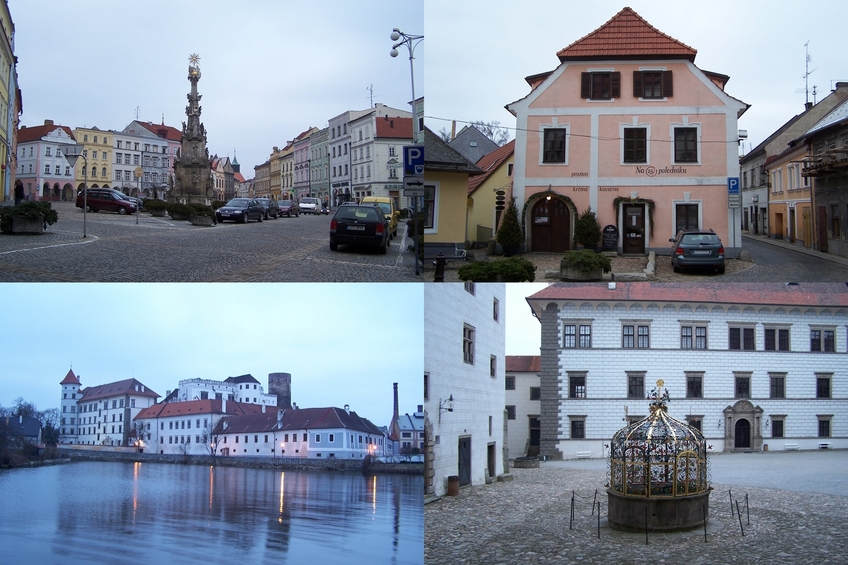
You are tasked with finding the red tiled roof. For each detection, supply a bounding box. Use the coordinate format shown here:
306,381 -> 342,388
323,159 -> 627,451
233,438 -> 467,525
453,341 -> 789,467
375,116 -> 413,139
60,369 -> 80,385
134,399 -> 271,420
506,355 -> 540,373
234,172 -> 246,183
211,406 -> 381,436
556,7 -> 697,62
17,124 -> 75,143
136,121 -> 182,142
468,139 -> 515,195
527,283 -> 848,307
79,379 -> 160,402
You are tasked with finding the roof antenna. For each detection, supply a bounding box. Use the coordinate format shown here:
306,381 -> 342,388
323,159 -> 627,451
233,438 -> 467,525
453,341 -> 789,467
803,41 -> 816,106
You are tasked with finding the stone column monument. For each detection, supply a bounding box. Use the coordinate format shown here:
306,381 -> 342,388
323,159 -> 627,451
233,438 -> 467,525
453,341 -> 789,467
169,53 -> 214,205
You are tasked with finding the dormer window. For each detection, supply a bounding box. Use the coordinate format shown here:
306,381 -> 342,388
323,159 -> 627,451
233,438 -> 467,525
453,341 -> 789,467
581,72 -> 620,100
634,71 -> 673,99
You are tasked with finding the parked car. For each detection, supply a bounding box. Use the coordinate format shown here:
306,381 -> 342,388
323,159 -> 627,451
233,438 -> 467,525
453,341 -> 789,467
361,196 -> 399,238
329,203 -> 390,254
300,197 -> 321,215
215,198 -> 264,223
75,189 -> 137,215
278,200 -> 300,217
255,197 -> 280,219
669,229 -> 725,274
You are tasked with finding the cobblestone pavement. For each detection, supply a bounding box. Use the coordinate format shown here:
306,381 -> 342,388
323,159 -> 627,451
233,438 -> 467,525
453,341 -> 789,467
425,451 -> 848,565
0,202 -> 423,281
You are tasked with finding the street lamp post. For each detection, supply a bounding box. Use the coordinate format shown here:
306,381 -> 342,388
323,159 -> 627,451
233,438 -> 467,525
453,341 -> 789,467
134,166 -> 143,225
63,144 -> 88,238
390,28 -> 423,143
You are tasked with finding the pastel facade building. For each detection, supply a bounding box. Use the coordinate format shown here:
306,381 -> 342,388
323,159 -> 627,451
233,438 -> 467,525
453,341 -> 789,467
466,140 -> 515,248
525,283 -> 848,461
424,283 -> 506,497
507,7 -> 748,256
16,120 -> 77,201
504,355 -> 541,459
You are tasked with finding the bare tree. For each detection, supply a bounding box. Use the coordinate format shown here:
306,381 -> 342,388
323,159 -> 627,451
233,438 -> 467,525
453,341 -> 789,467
469,120 -> 511,146
200,422 -> 221,462
38,408 -> 60,445
438,127 -> 452,143
13,397 -> 38,419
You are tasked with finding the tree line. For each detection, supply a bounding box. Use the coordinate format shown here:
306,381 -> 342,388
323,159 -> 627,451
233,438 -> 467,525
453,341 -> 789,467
0,398 -> 60,465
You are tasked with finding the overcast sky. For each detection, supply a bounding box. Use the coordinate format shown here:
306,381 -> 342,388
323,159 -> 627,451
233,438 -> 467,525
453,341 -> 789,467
0,283 -> 423,428
10,0 -> 423,177
425,0 -> 848,152
505,283 -> 549,356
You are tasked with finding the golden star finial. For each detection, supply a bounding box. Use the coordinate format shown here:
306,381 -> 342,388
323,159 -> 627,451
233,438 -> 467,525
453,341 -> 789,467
189,53 -> 200,68
656,379 -> 664,388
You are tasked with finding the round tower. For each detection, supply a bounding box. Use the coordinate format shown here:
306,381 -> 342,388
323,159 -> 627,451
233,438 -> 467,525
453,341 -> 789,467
59,368 -> 81,444
268,373 -> 292,409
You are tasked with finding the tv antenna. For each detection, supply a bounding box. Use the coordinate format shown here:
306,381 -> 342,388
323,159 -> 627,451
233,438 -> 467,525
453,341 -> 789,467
367,84 -> 374,107
135,106 -> 140,120
803,41 -> 816,106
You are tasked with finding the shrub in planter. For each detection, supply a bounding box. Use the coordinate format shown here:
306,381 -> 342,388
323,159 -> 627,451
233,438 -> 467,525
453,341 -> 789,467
496,196 -> 523,255
457,256 -> 536,282
573,207 -> 601,249
188,203 -> 215,217
561,249 -> 611,273
212,200 -> 227,210
0,201 -> 59,233
143,198 -> 167,211
166,202 -> 191,220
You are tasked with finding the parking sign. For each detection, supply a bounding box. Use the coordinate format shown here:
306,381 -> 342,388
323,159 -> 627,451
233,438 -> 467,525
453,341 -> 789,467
727,177 -> 740,195
403,145 -> 424,177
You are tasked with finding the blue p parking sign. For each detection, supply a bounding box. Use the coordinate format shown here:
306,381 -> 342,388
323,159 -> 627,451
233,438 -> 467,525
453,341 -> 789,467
403,145 -> 424,177
728,177 -> 740,195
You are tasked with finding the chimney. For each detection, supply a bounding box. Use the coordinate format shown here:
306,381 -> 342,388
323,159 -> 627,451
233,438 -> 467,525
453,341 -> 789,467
805,102 -> 813,111
451,120 -> 456,140
393,382 -> 399,424
262,404 -> 266,413
222,397 -> 227,413
344,404 -> 350,415
44,119 -> 54,126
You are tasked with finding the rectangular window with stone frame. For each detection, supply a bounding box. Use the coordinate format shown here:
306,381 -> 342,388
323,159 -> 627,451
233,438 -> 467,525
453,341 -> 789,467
810,328 -> 835,352
686,372 -> 703,398
633,70 -> 672,99
685,416 -> 702,433
627,372 -> 645,399
569,373 -> 586,399
816,374 -> 831,399
764,327 -> 790,351
569,417 -> 586,439
729,326 -> 755,350
770,417 -> 785,438
505,376 -> 515,390
769,373 -> 786,399
818,417 -> 832,438
542,128 -> 566,164
680,324 -> 707,349
462,323 -> 475,364
506,405 -> 516,420
734,373 -> 751,399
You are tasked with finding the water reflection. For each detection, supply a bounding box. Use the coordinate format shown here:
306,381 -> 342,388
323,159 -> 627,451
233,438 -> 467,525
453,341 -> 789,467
0,462 -> 422,565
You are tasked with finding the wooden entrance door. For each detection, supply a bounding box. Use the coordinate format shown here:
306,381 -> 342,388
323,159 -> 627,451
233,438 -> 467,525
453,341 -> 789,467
818,206 -> 829,252
735,419 -> 751,449
622,204 -> 645,254
528,417 -> 541,457
458,436 -> 471,487
531,198 -> 570,252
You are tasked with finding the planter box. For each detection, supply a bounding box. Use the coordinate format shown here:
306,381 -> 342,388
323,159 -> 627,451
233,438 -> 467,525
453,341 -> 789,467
11,215 -> 45,234
149,209 -> 167,217
190,215 -> 215,226
170,212 -> 190,221
560,262 -> 604,281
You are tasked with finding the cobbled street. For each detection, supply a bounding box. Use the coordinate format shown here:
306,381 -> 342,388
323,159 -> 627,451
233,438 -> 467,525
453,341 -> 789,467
425,451 -> 848,565
0,202 -> 423,282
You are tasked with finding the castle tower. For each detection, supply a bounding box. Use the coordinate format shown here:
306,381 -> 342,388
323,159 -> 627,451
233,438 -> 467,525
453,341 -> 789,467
59,368 -> 81,444
169,53 -> 214,205
268,373 -> 292,409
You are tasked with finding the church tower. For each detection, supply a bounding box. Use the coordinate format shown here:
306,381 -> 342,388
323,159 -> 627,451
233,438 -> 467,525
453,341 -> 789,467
169,53 -> 214,205
59,368 -> 81,444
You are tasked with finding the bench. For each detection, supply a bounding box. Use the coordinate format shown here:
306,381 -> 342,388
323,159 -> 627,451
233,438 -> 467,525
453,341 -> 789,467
818,442 -> 833,450
784,443 -> 799,451
576,451 -> 592,459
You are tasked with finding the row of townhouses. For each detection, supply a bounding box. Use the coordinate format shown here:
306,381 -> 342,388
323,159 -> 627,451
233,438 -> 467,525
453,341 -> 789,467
423,6 -> 848,261
0,1 -> 21,203
58,369 -> 422,460
254,102 -> 415,210
424,282 -> 846,498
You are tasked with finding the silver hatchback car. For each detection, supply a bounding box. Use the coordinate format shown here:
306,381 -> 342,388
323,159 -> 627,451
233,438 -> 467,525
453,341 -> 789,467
669,230 -> 725,274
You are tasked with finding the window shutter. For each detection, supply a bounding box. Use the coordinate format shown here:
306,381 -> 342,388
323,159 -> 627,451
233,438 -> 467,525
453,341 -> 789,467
633,71 -> 642,98
611,72 -> 621,98
581,73 -> 591,99
663,70 -> 673,97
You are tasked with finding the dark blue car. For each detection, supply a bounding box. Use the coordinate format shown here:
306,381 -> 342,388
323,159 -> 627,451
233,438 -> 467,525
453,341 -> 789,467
215,198 -> 264,223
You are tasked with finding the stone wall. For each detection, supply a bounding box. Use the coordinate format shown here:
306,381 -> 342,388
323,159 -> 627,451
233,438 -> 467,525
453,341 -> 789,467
539,301 -> 564,460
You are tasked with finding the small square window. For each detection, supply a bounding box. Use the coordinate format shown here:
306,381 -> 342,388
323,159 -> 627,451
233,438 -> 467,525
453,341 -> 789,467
505,405 -> 516,420
570,418 -> 585,439
505,376 -> 516,391
530,387 -> 541,401
686,374 -> 703,398
569,375 -> 586,399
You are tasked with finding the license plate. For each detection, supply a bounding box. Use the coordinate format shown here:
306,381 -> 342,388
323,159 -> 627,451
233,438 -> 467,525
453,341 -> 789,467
347,225 -> 365,231
692,250 -> 711,255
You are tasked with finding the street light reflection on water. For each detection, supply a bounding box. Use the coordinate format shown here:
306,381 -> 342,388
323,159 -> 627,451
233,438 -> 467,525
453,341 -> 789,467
0,461 -> 423,564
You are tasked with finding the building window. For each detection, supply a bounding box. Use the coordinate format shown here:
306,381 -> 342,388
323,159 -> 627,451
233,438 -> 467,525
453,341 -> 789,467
463,324 -> 475,364
770,373 -> 786,399
506,405 -> 516,420
579,325 -> 592,348
627,372 -> 645,399
764,328 -> 790,351
818,417 -> 831,438
424,372 -> 429,401
685,416 -> 702,432
493,298 -> 499,322
675,204 -> 699,233
530,387 -> 541,401
634,70 -> 672,99
816,374 -> 831,398
832,205 -> 842,237
542,128 -> 566,163
674,127 -> 698,163
729,327 -> 755,350
569,373 -> 586,399
686,373 -> 703,398
569,417 -> 586,439
581,71 -> 620,100
505,376 -> 515,390
490,355 -> 497,378
623,128 -> 647,163
810,329 -> 835,352
681,325 -> 707,349
735,374 -> 751,399
464,281 -> 475,295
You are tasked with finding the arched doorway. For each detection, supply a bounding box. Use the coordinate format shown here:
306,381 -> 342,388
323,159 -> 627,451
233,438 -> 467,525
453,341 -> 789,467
734,419 -> 751,449
531,198 -> 570,252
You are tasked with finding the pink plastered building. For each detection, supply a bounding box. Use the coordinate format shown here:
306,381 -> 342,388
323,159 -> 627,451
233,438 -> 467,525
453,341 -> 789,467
507,7 -> 749,256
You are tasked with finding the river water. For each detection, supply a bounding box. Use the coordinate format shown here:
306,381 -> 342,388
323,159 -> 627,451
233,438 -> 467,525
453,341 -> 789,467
0,461 -> 423,564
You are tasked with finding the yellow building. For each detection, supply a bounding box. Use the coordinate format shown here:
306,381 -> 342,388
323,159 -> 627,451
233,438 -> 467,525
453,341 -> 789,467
0,1 -> 19,201
766,143 -> 813,246
466,140 -> 515,248
72,127 -> 113,191
423,128 -> 481,256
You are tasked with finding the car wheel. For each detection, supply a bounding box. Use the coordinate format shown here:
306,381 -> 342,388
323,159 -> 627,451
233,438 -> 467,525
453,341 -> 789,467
241,214 -> 248,223
85,204 -> 92,212
379,241 -> 388,254
258,214 -> 263,222
330,240 -> 338,251
118,207 -> 127,215
672,262 -> 681,273
717,265 -> 726,274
